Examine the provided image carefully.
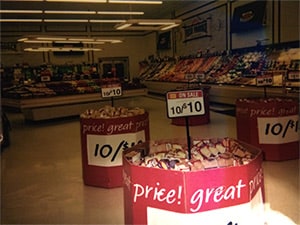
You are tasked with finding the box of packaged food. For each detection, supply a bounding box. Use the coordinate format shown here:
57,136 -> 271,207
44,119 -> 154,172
80,105 -> 150,188
123,137 -> 265,224
236,97 -> 299,161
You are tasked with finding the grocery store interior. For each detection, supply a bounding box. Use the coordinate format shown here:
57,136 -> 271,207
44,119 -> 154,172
1,0 -> 299,225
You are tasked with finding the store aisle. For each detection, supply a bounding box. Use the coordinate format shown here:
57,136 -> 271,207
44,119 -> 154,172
1,96 -> 299,224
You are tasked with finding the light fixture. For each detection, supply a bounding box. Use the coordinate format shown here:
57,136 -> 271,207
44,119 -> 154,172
109,0 -> 162,4
97,11 -> 144,15
43,19 -> 89,23
46,0 -> 106,2
24,47 -> 102,52
18,36 -> 123,44
0,10 -> 43,14
115,19 -> 181,31
36,37 -> 67,41
44,10 -> 97,15
0,19 -> 43,22
89,19 -> 126,23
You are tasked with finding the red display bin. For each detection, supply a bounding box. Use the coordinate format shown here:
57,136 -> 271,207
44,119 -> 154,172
123,138 -> 265,225
80,111 -> 150,188
171,86 -> 210,126
236,97 -> 299,161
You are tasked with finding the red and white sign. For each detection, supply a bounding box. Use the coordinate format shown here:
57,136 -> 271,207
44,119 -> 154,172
166,90 -> 205,118
101,83 -> 122,98
123,138 -> 265,224
80,112 -> 149,188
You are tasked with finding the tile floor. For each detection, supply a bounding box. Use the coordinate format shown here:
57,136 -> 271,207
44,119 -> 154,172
1,96 -> 299,224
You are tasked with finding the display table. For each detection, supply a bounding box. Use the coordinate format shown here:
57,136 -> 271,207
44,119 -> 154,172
2,88 -> 148,121
143,81 -> 298,105
236,97 -> 299,161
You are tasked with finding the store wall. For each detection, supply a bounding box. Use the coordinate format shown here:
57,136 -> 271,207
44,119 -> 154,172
1,0 -> 299,78
1,34 -> 156,78
174,1 -> 228,56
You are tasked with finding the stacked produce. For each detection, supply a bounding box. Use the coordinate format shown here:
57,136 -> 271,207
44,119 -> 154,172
139,48 -> 299,86
125,137 -> 255,171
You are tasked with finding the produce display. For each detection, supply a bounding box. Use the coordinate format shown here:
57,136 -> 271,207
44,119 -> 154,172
125,137 -> 255,171
80,105 -> 146,119
1,78 -> 146,99
139,48 -> 300,87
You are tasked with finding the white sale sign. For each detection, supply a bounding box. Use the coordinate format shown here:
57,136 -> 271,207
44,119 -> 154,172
86,130 -> 145,167
257,115 -> 299,144
147,189 -> 265,225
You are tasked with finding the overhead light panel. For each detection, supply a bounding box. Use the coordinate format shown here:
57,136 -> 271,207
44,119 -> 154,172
24,47 -> 102,52
0,10 -> 43,14
115,19 -> 181,31
18,36 -> 123,44
46,0 -> 106,2
43,19 -> 89,23
44,10 -> 97,15
97,11 -> 144,15
89,19 -> 126,23
0,19 -> 43,22
109,0 -> 162,4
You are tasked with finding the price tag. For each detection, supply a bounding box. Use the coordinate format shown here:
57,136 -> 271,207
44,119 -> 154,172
185,73 -> 194,80
101,83 -> 122,98
166,90 -> 205,118
287,70 -> 300,80
195,73 -> 205,81
256,74 -> 273,86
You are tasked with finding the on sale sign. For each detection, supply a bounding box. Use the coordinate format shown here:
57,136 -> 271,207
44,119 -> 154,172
101,83 -> 122,98
166,90 -> 205,118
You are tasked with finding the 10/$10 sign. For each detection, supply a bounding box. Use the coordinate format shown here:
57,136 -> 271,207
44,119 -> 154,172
166,90 -> 205,118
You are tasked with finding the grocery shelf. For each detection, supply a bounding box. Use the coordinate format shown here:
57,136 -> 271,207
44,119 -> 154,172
142,81 -> 299,105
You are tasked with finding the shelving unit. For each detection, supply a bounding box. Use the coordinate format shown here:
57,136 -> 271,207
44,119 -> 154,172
2,88 -> 148,121
143,81 -> 298,105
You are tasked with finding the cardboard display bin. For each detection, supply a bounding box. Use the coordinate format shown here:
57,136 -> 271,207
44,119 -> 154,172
171,86 -> 210,126
236,97 -> 299,161
80,112 -> 149,188
123,137 -> 265,225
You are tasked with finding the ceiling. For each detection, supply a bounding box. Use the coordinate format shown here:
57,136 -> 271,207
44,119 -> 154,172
0,0 -> 201,39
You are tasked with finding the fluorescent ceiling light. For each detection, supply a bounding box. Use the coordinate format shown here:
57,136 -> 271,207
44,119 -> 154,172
82,41 -> 105,44
68,38 -> 94,42
115,23 -> 132,30
44,10 -> 96,15
18,36 -> 123,44
0,10 -> 43,14
24,47 -> 102,52
161,23 -> 180,30
0,19 -> 43,22
24,40 -> 53,43
37,37 -> 67,41
97,11 -> 144,15
115,19 -> 181,31
89,19 -> 126,23
46,0 -> 106,2
44,19 -> 89,22
109,0 -> 162,4
1,0 -> 43,1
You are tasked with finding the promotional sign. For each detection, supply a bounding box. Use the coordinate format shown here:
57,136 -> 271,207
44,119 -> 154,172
123,138 -> 265,225
80,112 -> 149,188
236,97 -> 299,161
101,83 -> 122,98
166,89 -> 205,118
256,74 -> 273,86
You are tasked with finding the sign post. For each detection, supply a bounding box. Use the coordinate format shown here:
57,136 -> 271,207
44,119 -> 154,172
166,89 -> 205,159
